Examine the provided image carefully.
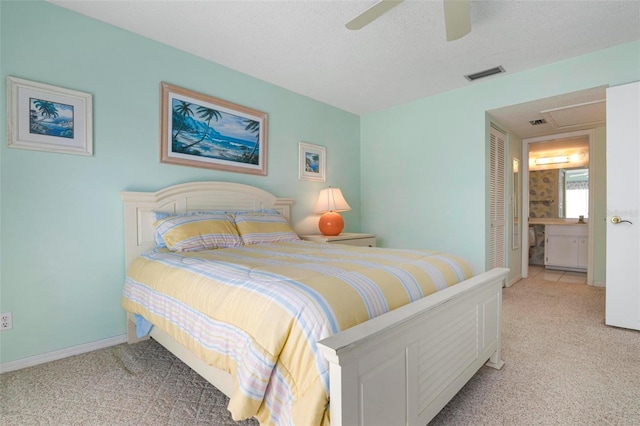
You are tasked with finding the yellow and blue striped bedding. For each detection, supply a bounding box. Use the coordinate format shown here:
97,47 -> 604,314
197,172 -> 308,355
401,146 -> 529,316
121,241 -> 474,426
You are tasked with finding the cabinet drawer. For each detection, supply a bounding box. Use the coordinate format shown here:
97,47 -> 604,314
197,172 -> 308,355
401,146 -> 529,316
330,237 -> 376,247
546,225 -> 587,237
299,233 -> 377,247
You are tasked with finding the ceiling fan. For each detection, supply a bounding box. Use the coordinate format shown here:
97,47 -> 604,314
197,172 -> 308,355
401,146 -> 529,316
346,0 -> 471,41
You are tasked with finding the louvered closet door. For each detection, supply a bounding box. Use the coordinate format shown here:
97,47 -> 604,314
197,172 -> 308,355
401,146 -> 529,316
489,126 -> 506,269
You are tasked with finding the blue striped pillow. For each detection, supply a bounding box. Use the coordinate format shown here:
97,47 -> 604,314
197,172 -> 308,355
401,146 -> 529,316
234,210 -> 300,245
151,211 -> 172,248
153,213 -> 242,252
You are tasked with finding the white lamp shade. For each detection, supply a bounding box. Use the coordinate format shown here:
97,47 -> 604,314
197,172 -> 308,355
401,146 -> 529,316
314,187 -> 351,213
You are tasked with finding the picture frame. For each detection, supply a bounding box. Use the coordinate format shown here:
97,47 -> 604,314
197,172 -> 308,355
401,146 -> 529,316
160,82 -> 268,176
299,142 -> 326,182
7,77 -> 93,156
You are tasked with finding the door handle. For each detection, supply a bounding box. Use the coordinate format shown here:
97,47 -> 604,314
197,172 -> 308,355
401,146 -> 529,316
611,216 -> 633,224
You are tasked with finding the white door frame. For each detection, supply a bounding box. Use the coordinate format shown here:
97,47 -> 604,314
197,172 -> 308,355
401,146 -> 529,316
521,129 -> 595,285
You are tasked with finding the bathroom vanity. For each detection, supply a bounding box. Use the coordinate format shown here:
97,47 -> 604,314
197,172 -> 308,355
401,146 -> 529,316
544,224 -> 588,271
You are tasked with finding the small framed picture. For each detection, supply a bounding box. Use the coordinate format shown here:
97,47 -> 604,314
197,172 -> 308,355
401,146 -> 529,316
7,77 -> 93,156
299,142 -> 326,182
160,82 -> 268,175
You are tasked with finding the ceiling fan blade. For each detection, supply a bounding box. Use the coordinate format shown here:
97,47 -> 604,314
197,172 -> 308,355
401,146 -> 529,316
346,0 -> 404,30
443,0 -> 471,41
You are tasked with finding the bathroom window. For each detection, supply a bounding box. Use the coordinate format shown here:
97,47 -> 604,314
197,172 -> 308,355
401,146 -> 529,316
564,169 -> 589,218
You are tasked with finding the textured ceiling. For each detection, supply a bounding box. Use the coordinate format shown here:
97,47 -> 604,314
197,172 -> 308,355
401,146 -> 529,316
48,0 -> 640,118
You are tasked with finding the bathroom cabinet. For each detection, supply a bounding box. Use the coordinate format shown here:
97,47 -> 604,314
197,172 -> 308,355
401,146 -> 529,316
544,225 -> 588,271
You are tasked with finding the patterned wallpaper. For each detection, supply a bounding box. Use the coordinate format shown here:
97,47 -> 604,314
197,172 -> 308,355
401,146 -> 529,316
529,169 -> 559,218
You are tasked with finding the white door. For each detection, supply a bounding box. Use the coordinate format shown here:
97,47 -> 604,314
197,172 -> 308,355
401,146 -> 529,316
489,126 -> 506,269
605,81 -> 640,331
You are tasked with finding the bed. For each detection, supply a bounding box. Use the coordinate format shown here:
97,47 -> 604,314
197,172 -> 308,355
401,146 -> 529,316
121,181 -> 508,426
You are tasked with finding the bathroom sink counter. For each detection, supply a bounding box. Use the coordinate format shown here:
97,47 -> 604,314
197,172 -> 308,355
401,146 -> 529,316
528,218 -> 588,225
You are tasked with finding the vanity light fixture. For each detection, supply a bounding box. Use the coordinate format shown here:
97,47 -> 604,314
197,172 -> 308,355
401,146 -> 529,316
569,153 -> 586,163
535,156 -> 570,165
314,187 -> 351,236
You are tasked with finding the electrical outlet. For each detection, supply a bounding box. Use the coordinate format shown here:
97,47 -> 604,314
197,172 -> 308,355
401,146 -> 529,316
1,312 -> 12,330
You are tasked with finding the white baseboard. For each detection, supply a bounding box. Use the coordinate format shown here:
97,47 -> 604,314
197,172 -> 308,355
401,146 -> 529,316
0,334 -> 127,373
506,274 -> 522,287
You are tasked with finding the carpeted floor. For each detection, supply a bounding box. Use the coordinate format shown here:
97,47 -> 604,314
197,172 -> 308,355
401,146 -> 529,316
1,276 -> 639,425
431,275 -> 640,425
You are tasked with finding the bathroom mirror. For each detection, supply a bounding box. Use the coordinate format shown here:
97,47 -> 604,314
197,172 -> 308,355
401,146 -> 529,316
529,167 -> 589,219
512,158 -> 520,250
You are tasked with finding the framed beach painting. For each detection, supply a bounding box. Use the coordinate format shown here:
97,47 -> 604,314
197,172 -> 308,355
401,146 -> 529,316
299,142 -> 326,182
160,83 -> 268,175
7,77 -> 93,156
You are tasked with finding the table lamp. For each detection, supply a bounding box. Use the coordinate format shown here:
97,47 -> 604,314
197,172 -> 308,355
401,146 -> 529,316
314,187 -> 351,236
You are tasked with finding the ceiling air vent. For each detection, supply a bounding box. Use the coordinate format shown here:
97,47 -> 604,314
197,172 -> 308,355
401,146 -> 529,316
464,66 -> 505,82
529,119 -> 547,126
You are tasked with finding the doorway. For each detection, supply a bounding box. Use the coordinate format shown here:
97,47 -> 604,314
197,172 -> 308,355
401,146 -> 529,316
522,129 -> 595,285
487,85 -> 606,286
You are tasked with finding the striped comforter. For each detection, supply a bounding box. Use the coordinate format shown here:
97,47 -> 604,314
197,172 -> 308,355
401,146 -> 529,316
121,241 -> 474,425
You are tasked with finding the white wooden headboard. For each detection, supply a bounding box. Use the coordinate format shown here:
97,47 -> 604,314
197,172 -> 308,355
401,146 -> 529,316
120,181 -> 294,268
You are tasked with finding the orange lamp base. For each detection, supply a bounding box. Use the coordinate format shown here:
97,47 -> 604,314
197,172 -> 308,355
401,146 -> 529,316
318,211 -> 344,236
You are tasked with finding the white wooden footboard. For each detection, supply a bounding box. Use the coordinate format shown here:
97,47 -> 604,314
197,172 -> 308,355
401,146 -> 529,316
317,267 -> 508,426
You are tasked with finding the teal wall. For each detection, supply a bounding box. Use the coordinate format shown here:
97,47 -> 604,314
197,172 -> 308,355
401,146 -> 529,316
0,1 -> 360,363
360,41 -> 640,271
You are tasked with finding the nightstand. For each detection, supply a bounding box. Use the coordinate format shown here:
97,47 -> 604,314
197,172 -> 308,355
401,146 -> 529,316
299,233 -> 376,247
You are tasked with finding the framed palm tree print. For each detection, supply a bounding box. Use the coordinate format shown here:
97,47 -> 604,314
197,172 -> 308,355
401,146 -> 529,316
160,83 -> 268,175
7,77 -> 93,156
299,142 -> 326,182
